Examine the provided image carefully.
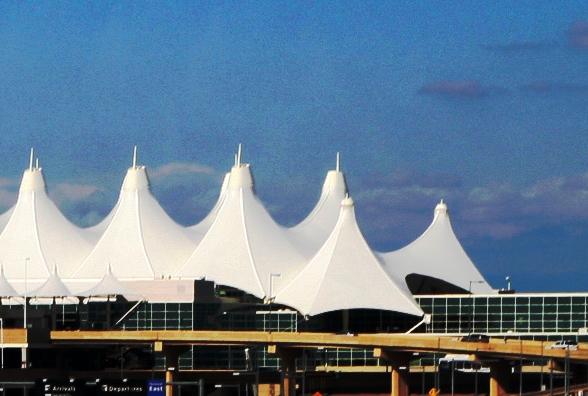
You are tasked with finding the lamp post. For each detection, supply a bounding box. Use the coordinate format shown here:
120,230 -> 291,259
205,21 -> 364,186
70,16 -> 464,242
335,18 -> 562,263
469,280 -> 484,294
23,257 -> 29,329
468,281 -> 484,334
268,273 -> 281,303
450,357 -> 455,396
268,273 -> 281,332
474,362 -> 479,396
564,348 -> 570,396
0,317 -> 3,369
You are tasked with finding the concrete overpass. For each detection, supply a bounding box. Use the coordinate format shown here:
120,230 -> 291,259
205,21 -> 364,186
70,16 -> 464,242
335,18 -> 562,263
49,330 -> 588,396
47,330 -> 588,361
3,329 -> 587,396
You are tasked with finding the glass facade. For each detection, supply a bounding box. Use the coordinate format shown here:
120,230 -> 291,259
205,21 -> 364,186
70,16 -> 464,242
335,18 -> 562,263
19,289 -> 588,371
68,291 -> 588,370
123,302 -> 194,330
417,293 -> 588,339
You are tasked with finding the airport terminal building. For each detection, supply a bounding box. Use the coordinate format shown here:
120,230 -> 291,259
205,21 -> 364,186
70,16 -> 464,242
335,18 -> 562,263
0,148 -> 586,395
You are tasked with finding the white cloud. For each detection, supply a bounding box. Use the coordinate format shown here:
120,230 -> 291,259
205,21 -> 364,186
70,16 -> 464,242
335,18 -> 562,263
350,170 -> 588,248
148,162 -> 216,179
0,162 -> 586,247
50,183 -> 100,203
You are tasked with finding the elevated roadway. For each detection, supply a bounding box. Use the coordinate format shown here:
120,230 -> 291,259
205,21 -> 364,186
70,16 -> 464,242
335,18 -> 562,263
49,330 -> 588,362
3,329 -> 585,396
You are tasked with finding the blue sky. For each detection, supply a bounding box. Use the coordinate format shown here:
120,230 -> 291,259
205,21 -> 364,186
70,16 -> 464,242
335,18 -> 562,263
1,2 -> 588,292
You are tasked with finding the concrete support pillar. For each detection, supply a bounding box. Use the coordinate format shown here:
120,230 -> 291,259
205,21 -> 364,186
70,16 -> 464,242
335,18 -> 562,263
268,345 -> 302,396
489,361 -> 511,396
21,346 -> 28,369
165,369 -> 175,396
374,348 -> 411,396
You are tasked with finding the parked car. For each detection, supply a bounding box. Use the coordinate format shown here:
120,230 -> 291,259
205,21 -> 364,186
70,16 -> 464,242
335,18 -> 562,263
547,340 -> 578,350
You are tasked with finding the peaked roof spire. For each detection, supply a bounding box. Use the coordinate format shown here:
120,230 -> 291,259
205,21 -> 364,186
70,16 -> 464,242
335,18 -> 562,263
380,200 -> 492,294
0,154 -> 95,280
277,194 -> 423,317
72,161 -> 195,280
237,143 -> 243,167
29,148 -> 34,171
175,159 -> 305,299
78,262 -> 142,300
29,261 -> 74,299
132,146 -> 138,169
288,156 -> 349,256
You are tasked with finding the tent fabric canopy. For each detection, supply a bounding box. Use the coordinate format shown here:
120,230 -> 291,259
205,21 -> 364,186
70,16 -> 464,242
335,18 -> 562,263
379,200 -> 493,295
77,264 -> 142,301
0,265 -> 19,297
0,164 -> 95,281
0,149 -> 494,317
276,196 -> 424,317
28,265 -> 73,298
72,165 -> 196,280
175,163 -> 307,299
287,169 -> 348,259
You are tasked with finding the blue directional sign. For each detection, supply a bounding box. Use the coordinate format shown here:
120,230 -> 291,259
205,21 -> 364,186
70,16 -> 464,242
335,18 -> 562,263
147,379 -> 164,396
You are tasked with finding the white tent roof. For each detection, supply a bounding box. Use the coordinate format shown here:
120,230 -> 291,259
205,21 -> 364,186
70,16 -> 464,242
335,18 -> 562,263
71,160 -> 196,280
29,265 -> 73,298
175,162 -> 307,299
78,264 -> 142,300
379,200 -> 493,294
0,265 -> 19,297
0,148 -> 494,314
0,206 -> 15,235
0,157 -> 96,281
288,166 -> 348,257
185,172 -> 230,243
275,196 -> 424,317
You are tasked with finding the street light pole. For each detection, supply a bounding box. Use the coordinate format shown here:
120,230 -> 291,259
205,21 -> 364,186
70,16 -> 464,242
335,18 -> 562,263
451,358 -> 455,396
0,317 -> 3,369
468,280 -> 484,334
268,273 -> 281,332
565,348 -> 570,396
24,257 -> 30,329
268,273 -> 281,303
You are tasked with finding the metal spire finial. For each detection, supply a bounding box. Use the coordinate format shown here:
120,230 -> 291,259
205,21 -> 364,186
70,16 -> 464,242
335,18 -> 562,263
29,148 -> 34,171
132,146 -> 138,169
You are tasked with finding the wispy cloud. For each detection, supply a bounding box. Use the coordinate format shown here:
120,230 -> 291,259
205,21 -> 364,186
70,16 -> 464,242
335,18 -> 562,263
49,183 -> 112,227
148,162 -> 225,226
1,162 -> 588,256
0,162 -> 225,227
148,163 -> 216,179
417,81 -> 490,98
568,20 -> 588,48
50,183 -> 100,202
0,178 -> 19,213
348,170 -> 588,250
520,81 -> 588,94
